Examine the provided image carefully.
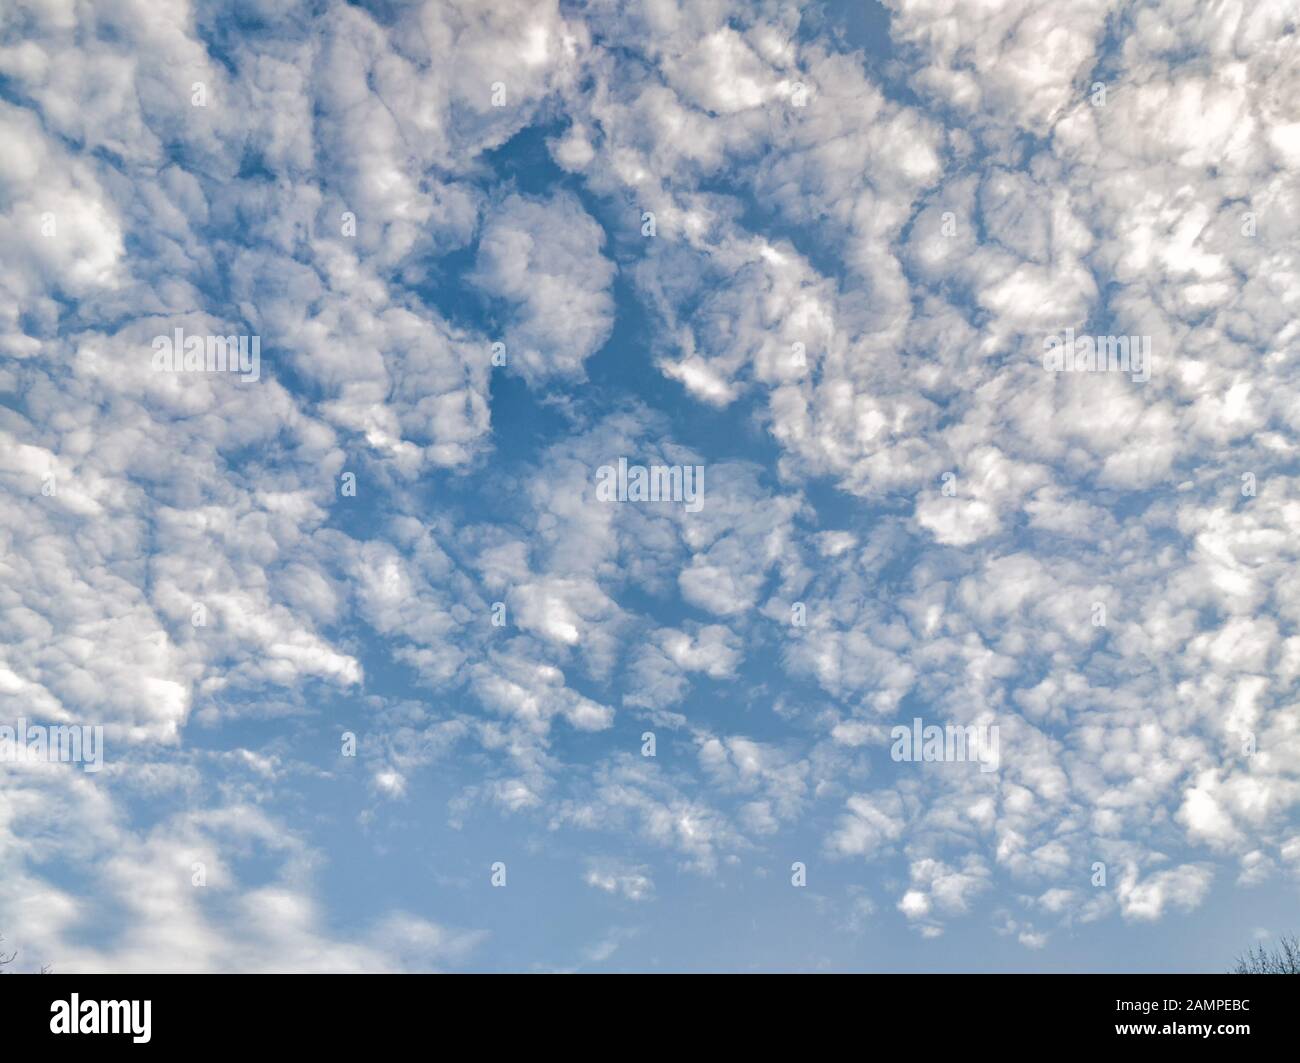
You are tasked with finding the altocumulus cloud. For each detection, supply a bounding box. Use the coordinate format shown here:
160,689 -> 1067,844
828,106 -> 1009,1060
0,0 -> 1297,973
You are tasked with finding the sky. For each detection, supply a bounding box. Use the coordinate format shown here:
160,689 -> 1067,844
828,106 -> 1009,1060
0,0 -> 1298,973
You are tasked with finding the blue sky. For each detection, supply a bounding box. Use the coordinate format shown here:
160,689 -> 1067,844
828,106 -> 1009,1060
1,0 -> 1298,972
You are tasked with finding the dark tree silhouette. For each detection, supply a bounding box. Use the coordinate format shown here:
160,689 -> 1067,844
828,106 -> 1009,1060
0,933 -> 49,974
1232,934 -> 1300,973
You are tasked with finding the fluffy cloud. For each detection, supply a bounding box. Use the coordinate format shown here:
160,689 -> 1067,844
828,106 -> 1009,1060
471,191 -> 616,384
1,0 -> 1295,972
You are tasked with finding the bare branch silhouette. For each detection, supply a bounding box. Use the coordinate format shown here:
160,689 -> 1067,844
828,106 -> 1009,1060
0,933 -> 51,974
1231,934 -> 1300,974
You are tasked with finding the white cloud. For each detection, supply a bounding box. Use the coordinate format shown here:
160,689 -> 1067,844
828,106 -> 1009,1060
470,191 -> 615,384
